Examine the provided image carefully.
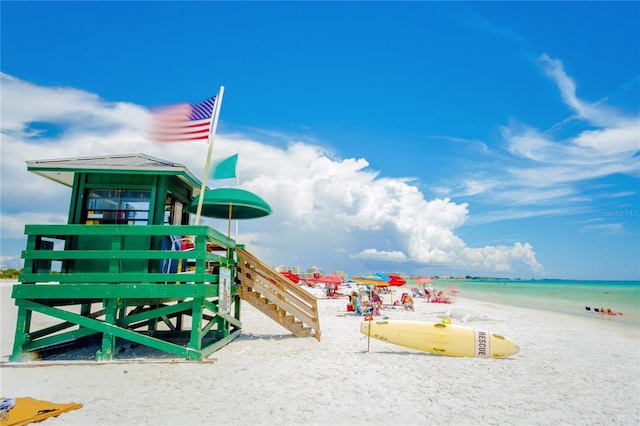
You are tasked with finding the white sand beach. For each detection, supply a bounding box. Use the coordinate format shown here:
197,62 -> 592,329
1,281 -> 639,425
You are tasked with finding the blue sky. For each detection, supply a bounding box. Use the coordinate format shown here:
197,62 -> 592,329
1,1 -> 638,280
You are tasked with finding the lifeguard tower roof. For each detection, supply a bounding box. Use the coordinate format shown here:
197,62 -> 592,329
26,153 -> 202,193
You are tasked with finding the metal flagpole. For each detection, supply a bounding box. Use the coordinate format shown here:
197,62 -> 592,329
234,162 -> 239,241
195,86 -> 225,225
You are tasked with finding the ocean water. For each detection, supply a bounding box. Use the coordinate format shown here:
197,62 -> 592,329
407,279 -> 640,326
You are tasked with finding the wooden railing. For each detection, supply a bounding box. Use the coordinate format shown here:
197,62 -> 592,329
12,224 -> 242,361
236,248 -> 321,341
20,224 -> 236,285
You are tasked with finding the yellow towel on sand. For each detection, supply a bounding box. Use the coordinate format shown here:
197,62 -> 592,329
0,397 -> 82,426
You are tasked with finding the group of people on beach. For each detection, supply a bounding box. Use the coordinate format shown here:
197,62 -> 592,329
318,278 -> 459,316
410,285 -> 452,304
585,306 -> 623,316
349,289 -> 415,315
349,290 -> 384,316
425,284 -> 453,303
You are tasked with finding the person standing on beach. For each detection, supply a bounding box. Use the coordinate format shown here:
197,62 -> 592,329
424,284 -> 435,302
371,289 -> 383,310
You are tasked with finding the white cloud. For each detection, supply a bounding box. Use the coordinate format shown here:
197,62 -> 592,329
580,223 -> 625,234
461,179 -> 499,197
0,212 -> 70,239
534,55 -> 639,161
538,54 -> 634,130
351,249 -> 408,262
573,122 -> 640,155
0,73 -> 543,276
0,255 -> 21,270
460,242 -> 543,274
461,54 -> 638,225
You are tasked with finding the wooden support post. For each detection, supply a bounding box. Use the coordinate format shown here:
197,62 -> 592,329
189,298 -> 204,354
96,298 -> 117,361
10,306 -> 32,362
149,304 -> 159,334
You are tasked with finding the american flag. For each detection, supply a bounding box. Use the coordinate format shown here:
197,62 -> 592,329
150,96 -> 216,142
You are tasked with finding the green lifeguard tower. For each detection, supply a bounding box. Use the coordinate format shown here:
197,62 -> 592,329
10,153 -> 320,362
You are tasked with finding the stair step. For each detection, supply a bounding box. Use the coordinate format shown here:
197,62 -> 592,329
236,250 -> 320,342
292,327 -> 312,337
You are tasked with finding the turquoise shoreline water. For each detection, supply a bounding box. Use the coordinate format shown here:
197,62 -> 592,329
406,279 -> 640,326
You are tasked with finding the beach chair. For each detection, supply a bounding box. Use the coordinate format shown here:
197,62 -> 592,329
360,304 -> 374,316
161,235 -> 195,273
353,296 -> 373,316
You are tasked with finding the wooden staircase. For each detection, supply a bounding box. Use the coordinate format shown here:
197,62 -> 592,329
236,248 -> 321,341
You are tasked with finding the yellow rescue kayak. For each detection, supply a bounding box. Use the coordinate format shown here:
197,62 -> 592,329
360,319 -> 520,358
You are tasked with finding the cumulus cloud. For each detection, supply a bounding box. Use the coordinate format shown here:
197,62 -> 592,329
460,242 -> 543,274
0,73 -> 543,276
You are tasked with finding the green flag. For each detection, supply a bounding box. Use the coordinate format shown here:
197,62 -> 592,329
212,153 -> 238,179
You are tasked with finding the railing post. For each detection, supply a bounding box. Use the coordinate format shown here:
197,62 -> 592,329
194,232 -> 206,274
110,234 -> 123,274
22,233 -> 38,281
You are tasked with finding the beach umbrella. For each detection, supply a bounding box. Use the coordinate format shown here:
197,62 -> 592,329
186,187 -> 271,220
388,275 -> 406,287
314,274 -> 344,284
280,271 -> 300,283
375,272 -> 390,281
415,277 -> 436,300
352,275 -> 387,286
306,274 -> 344,285
352,273 -> 391,286
185,187 -> 271,238
353,274 -> 394,307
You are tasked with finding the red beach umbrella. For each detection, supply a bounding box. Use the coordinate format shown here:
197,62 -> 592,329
388,275 -> 406,287
280,271 -> 300,283
307,274 -> 344,285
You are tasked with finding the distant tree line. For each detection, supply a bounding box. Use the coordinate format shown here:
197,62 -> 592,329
1,269 -> 22,279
